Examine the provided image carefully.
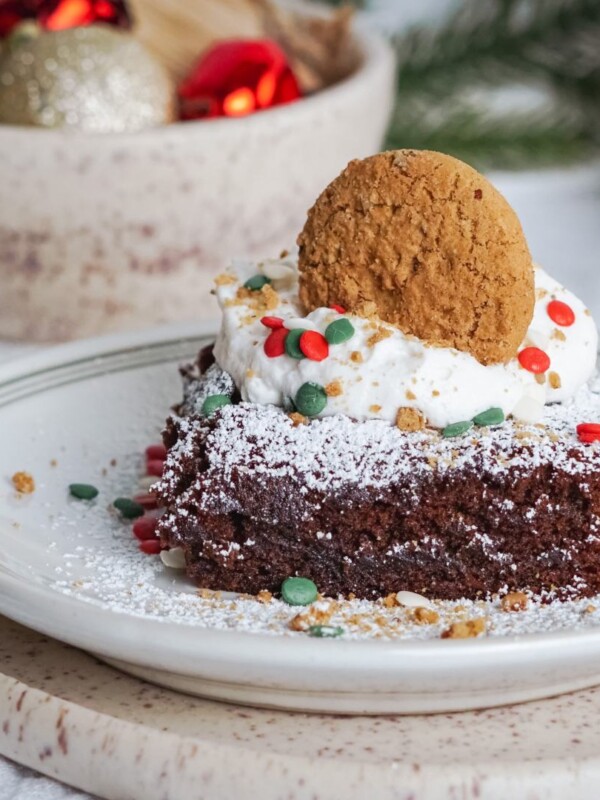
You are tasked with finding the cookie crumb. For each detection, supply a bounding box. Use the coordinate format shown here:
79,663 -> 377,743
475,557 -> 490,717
12,471 -> 35,494
552,328 -> 567,342
501,591 -> 529,612
549,371 -> 562,390
350,351 -> 363,364
396,407 -> 426,432
257,590 -> 273,604
413,607 -> 440,625
325,380 -> 343,397
381,593 -> 399,608
288,412 -> 308,427
441,618 -> 486,639
367,328 -> 392,348
405,389 -> 417,401
214,273 -> 236,286
369,404 -> 382,413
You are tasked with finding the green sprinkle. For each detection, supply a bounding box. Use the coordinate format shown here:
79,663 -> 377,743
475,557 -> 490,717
294,382 -> 327,417
442,420 -> 473,438
284,328 -> 306,360
201,394 -> 232,417
472,407 -> 505,427
243,274 -> 271,291
308,625 -> 344,638
281,576 -> 318,606
325,318 -> 355,345
113,497 -> 144,519
69,483 -> 98,501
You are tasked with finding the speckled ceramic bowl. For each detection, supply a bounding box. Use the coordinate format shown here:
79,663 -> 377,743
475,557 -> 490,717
0,26 -> 395,342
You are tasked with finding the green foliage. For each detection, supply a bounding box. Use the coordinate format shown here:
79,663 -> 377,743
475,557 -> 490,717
389,0 -> 600,168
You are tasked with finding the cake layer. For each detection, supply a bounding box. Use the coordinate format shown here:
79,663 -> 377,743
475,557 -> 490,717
155,354 -> 600,600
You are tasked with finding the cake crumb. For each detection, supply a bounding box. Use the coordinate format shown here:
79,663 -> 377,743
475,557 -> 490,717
442,618 -> 486,639
396,407 -> 426,432
325,380 -> 343,397
288,412 -> 308,427
12,471 -> 35,494
501,591 -> 529,612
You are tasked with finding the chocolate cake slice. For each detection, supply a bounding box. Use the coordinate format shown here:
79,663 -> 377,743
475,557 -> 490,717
156,353 -> 600,601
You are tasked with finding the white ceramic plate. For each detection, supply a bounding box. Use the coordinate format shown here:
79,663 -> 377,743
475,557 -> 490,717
2,324 -> 600,715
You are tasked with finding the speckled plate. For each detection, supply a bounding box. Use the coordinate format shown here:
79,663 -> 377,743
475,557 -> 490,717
2,324 -> 600,715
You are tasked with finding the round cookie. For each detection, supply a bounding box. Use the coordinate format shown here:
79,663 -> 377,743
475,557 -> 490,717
297,150 -> 534,365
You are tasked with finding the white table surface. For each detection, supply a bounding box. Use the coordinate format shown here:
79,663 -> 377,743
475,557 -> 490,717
1,164 -> 599,800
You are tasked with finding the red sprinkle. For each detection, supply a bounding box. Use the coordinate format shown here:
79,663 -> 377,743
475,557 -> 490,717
133,492 -> 158,510
547,299 -> 575,327
146,459 -> 164,477
518,347 -> 550,374
132,515 -> 159,541
264,327 -> 288,357
299,330 -> 329,361
330,304 -> 346,314
260,316 -> 284,329
139,539 -> 162,555
145,443 -> 167,461
577,423 -> 600,443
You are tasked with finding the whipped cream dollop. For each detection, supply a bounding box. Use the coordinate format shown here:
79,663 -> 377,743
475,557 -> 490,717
213,254 -> 597,428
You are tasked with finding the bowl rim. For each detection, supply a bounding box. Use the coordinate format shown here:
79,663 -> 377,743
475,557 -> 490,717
0,25 -> 396,141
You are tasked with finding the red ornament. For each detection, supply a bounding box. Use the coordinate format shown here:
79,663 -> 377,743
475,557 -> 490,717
260,316 -> 284,329
577,423 -> 600,444
139,538 -> 162,555
0,0 -> 130,37
178,39 -> 301,121
330,305 -> 346,314
547,299 -> 575,327
132,515 -> 158,541
299,330 -> 329,361
264,326 -> 288,357
518,347 -> 550,374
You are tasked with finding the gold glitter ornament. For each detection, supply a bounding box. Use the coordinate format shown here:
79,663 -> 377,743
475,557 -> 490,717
0,23 -> 175,131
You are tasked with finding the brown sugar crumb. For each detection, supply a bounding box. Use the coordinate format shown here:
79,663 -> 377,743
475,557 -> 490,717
350,351 -> 363,364
549,371 -> 562,390
325,380 -> 343,397
501,591 -> 529,612
552,328 -> 567,342
405,389 -> 416,401
396,406 -> 426,432
381,593 -> 400,608
367,328 -> 392,348
12,471 -> 35,494
288,412 -> 308,427
413,607 -> 440,625
256,590 -> 273,604
214,273 -> 236,286
369,404 -> 382,413
441,618 -> 486,639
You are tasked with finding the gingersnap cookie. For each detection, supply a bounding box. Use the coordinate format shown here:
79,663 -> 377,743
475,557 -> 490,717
297,150 -> 534,365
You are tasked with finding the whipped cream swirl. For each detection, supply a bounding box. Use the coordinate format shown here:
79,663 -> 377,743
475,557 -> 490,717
213,254 -> 597,428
